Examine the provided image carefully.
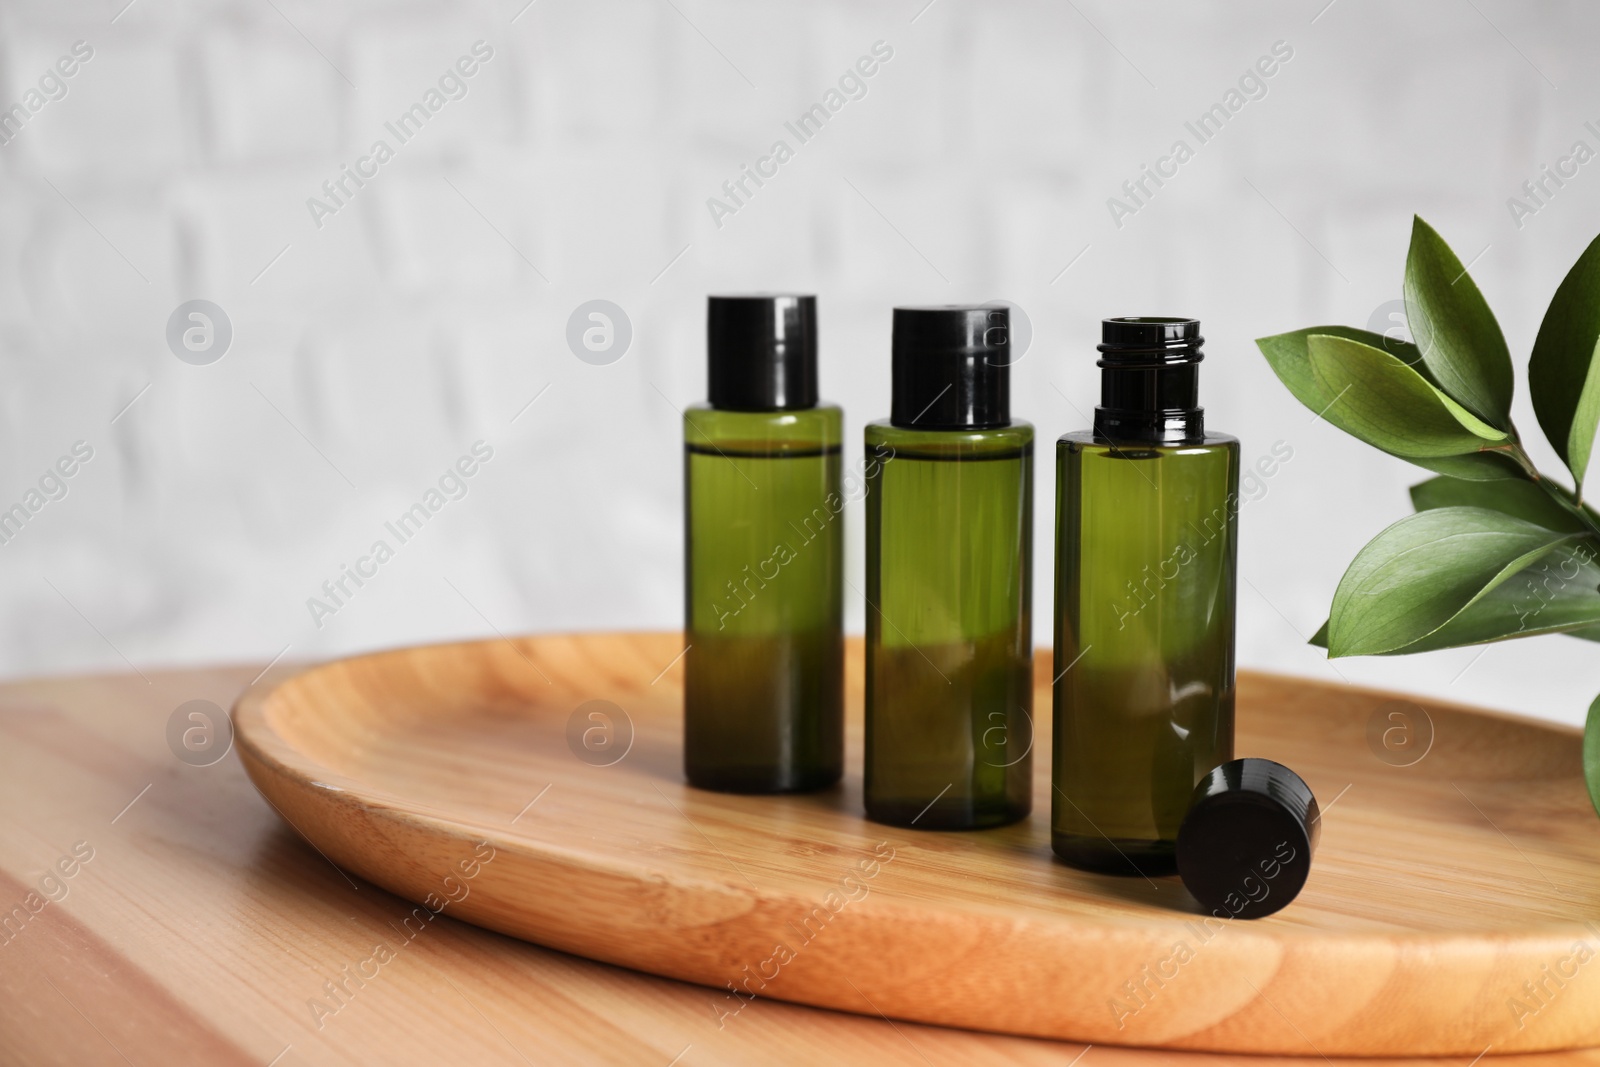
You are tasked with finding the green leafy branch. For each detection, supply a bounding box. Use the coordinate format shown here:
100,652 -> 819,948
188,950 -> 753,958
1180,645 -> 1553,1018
1256,217 -> 1600,820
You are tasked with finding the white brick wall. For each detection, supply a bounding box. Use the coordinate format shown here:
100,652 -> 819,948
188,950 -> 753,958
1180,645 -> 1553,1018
0,0 -> 1597,727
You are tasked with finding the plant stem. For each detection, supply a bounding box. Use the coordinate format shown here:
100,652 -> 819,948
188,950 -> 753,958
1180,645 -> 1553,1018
1538,462 -> 1600,537
1486,442 -> 1542,481
1484,440 -> 1600,535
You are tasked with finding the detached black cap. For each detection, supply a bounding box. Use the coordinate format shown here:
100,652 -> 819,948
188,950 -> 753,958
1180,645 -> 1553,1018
891,305 -> 1012,430
707,294 -> 817,411
1176,758 -> 1319,920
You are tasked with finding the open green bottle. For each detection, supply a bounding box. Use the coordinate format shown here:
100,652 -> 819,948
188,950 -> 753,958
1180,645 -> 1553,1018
864,305 -> 1033,829
684,295 -> 843,793
1052,317 -> 1238,875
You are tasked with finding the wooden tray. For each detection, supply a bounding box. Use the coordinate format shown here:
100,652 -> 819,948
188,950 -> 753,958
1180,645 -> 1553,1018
233,632 -> 1600,1057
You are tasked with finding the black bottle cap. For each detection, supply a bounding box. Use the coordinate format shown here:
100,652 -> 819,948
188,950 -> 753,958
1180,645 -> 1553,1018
707,294 -> 817,411
891,305 -> 1012,430
1176,758 -> 1319,920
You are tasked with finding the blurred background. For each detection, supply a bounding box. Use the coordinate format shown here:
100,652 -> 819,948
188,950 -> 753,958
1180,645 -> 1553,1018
0,0 -> 1597,725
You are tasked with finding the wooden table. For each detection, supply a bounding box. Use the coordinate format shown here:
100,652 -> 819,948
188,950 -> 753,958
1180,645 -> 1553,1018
2,664 -> 1597,1066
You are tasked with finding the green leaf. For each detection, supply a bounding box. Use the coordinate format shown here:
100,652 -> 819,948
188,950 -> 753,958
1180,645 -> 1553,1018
1403,216 -> 1515,427
1586,694 -> 1600,820
1374,539 -> 1600,653
1307,334 -> 1507,458
1328,506 -> 1583,657
1530,233 -> 1600,487
1404,451 -> 1527,482
1309,619 -> 1329,648
1410,475 -> 1588,533
1257,325 -> 1426,412
1256,326 -> 1524,481
1569,347 -> 1600,491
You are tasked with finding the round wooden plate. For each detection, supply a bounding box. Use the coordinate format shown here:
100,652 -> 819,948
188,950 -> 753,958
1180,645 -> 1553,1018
233,632 -> 1600,1056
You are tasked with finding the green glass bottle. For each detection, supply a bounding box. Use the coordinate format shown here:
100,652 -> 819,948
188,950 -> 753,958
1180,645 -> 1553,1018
864,305 -> 1033,830
1052,317 -> 1239,875
684,294 -> 844,794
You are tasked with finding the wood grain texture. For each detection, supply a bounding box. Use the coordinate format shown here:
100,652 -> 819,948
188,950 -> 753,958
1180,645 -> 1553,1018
0,663 -> 1127,1067
229,632 -> 1600,1058
2,654 -> 1598,1066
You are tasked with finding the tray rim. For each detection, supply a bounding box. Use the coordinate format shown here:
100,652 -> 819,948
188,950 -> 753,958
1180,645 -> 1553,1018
232,630 -> 1600,1056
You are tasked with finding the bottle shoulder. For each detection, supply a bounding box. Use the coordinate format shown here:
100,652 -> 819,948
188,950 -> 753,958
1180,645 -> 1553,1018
866,418 -> 1033,442
685,401 -> 840,418
685,403 -> 841,449
865,419 -> 1033,459
1057,429 -> 1238,452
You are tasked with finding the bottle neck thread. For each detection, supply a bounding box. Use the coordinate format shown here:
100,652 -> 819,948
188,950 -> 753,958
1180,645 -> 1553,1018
1094,317 -> 1205,444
